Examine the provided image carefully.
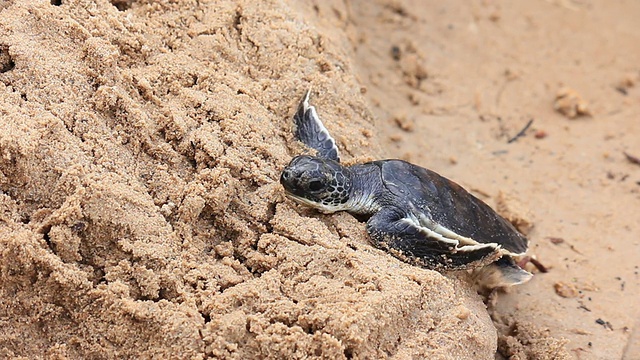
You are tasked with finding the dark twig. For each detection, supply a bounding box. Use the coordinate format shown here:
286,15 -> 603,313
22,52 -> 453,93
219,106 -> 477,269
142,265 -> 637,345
507,118 -> 534,143
517,256 -> 549,273
529,257 -> 549,273
623,152 -> 640,166
578,304 -> 592,312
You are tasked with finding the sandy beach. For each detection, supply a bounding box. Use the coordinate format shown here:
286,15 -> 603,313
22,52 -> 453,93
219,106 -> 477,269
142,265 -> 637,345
0,0 -> 638,359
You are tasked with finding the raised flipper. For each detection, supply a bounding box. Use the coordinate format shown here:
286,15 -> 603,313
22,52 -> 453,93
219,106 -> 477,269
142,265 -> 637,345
293,90 -> 340,162
366,207 -> 502,271
472,256 -> 533,288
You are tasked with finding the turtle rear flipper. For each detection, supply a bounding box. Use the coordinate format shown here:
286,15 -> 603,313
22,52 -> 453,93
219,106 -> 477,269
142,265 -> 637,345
293,90 -> 340,162
366,207 -> 502,270
472,256 -> 533,288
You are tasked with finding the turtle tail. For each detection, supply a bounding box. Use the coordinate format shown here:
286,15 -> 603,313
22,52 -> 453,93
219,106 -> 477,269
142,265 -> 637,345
472,256 -> 533,289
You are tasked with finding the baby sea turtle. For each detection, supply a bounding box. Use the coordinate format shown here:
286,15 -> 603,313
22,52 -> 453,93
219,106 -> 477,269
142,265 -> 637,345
280,90 -> 532,286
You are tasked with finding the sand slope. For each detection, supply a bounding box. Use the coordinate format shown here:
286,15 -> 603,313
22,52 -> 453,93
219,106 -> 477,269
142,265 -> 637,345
0,0 -> 505,358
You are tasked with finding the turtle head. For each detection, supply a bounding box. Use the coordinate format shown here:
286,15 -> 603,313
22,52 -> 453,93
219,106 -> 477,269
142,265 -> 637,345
280,155 -> 352,213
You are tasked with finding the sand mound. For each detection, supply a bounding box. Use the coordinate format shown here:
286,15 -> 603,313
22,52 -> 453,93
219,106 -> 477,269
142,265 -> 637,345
0,0 -> 498,358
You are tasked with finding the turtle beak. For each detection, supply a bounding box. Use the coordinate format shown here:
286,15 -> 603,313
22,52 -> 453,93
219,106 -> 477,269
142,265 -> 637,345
280,166 -> 298,194
280,168 -> 310,205
280,168 -> 292,182
280,156 -> 310,193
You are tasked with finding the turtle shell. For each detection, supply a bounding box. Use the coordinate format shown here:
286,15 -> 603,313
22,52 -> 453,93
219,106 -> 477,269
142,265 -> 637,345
376,159 -> 528,255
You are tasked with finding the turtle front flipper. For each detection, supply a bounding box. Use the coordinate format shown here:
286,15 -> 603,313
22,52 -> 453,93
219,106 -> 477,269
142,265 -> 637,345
293,90 -> 340,162
366,207 -> 502,271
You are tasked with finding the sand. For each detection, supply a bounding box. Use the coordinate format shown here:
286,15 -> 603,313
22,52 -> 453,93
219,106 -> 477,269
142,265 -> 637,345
0,0 -> 637,359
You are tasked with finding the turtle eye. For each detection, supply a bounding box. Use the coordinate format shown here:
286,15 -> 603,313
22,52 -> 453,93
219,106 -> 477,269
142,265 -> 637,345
307,180 -> 325,192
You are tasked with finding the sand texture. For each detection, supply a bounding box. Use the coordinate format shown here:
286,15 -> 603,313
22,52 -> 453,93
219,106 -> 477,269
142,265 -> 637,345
0,0 -> 638,359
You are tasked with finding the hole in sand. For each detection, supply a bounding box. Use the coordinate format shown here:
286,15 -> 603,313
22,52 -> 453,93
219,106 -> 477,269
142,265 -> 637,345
110,0 -> 133,11
343,347 -> 354,359
200,311 -> 211,324
40,225 -> 55,254
0,45 -> 15,73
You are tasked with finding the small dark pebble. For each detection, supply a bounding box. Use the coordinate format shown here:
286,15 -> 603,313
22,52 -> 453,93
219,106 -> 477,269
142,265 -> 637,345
595,318 -> 613,330
548,237 -> 564,244
588,342 -> 593,347
534,130 -> 548,139
391,45 -> 401,61
71,222 -> 86,232
615,86 -> 628,95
